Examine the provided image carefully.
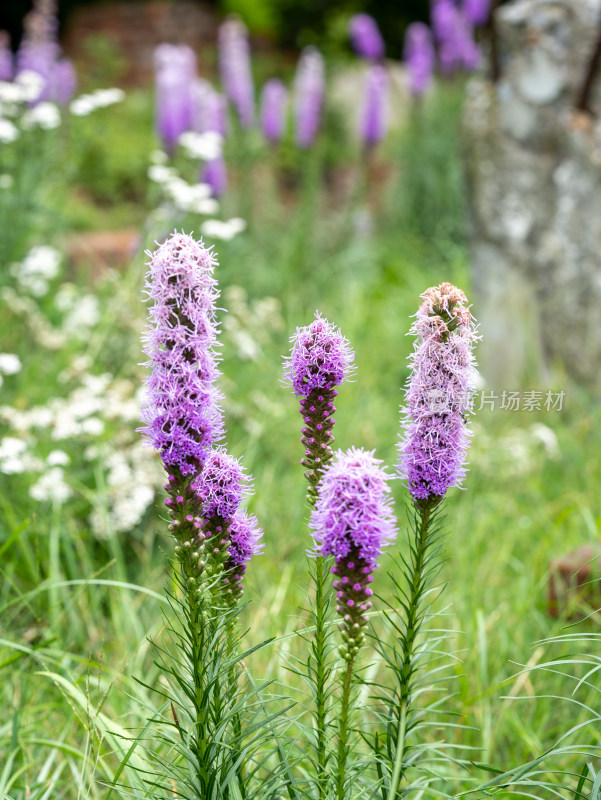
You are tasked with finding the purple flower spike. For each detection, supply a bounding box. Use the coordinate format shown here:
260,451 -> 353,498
154,44 -> 198,153
0,32 -> 13,82
140,232 -> 223,477
404,23 -> 435,97
349,14 -> 385,61
432,2 -> 480,74
399,283 -> 479,504
293,47 -> 325,149
260,78 -> 287,144
431,0 -> 456,42
283,312 -> 355,500
218,17 -> 254,129
359,64 -> 389,147
194,448 -> 249,520
284,311 -> 354,397
462,0 -> 491,27
310,447 -> 397,655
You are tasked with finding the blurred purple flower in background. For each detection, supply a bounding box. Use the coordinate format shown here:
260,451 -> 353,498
462,0 -> 491,26
359,64 -> 389,147
260,78 -> 287,144
15,0 -> 76,105
218,17 -> 254,129
193,79 -> 228,138
349,13 -> 385,61
431,0 -> 457,42
293,47 -> 325,149
154,44 -> 197,154
404,22 -> 435,97
192,79 -> 228,197
50,59 -> 77,106
202,155 -> 228,199
0,32 -> 13,82
432,2 -> 480,73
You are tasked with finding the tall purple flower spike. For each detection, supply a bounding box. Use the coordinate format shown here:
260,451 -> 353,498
399,282 -> 478,504
359,64 -> 389,147
154,44 -> 197,154
283,311 -> 355,503
260,78 -> 287,144
404,22 -> 435,97
194,448 -> 249,520
349,13 -> 385,61
293,47 -> 325,149
462,0 -> 491,27
310,447 -> 397,657
192,79 -> 228,198
140,232 -> 223,478
218,17 -> 254,129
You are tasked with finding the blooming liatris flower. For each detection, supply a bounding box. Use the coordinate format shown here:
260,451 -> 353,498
293,47 -> 325,149
224,509 -> 263,599
462,0 -> 491,27
260,78 -> 287,144
154,44 -> 197,154
283,312 -> 355,499
349,13 -> 385,61
310,448 -> 397,657
404,23 -> 435,97
194,448 -> 248,520
218,17 -> 254,129
140,232 -> 223,479
399,282 -> 478,504
359,64 -> 389,147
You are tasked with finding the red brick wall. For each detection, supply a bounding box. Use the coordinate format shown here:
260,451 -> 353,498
62,1 -> 220,86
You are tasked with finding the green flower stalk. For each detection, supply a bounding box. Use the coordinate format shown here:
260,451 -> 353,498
376,282 -> 478,799
140,232 -> 262,798
310,448 -> 397,800
283,312 -> 355,797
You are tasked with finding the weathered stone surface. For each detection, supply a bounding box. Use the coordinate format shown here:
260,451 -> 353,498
463,0 -> 601,390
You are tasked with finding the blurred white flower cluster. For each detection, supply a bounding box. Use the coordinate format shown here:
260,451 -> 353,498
471,421 -> 560,478
0,242 -> 163,531
0,71 -> 56,140
69,88 -> 125,116
147,142 -> 246,240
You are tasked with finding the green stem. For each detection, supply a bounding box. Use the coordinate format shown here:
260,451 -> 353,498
314,555 -> 328,799
386,502 -> 432,800
336,656 -> 355,800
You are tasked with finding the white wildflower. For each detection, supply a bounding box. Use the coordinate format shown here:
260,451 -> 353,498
150,149 -> 168,165
201,217 -> 246,241
148,164 -> 175,184
0,436 -> 27,473
0,174 -> 13,189
21,102 -> 61,130
0,353 -> 22,375
47,449 -> 70,466
15,70 -> 45,102
0,118 -> 18,143
30,467 -> 72,503
179,130 -> 223,161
